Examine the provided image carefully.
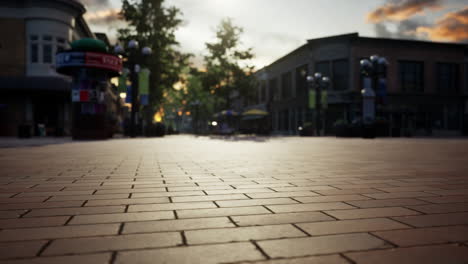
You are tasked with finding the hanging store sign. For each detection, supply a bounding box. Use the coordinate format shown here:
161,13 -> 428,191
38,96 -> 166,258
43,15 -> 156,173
56,51 -> 122,75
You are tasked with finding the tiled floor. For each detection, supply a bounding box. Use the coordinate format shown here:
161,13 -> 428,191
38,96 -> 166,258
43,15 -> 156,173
1,136 -> 468,263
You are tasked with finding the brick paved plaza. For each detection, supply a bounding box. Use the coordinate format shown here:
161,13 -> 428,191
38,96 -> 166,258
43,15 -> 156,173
1,135 -> 468,263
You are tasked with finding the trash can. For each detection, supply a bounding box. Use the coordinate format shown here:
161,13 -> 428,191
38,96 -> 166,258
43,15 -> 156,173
37,124 -> 46,137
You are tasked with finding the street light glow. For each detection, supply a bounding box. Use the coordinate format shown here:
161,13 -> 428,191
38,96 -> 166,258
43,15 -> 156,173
211,121 -> 218,126
128,40 -> 138,49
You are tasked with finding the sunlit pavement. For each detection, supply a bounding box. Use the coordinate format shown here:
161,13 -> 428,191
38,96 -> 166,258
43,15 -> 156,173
1,135 -> 468,264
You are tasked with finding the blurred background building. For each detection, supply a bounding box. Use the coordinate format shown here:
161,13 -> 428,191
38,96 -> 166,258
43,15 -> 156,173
0,0 -> 121,137
250,33 -> 468,137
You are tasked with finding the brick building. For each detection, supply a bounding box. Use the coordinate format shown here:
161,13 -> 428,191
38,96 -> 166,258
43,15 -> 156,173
0,0 -> 94,136
252,33 -> 468,136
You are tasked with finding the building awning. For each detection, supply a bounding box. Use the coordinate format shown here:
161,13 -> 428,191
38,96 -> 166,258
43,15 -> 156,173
213,110 -> 239,118
242,109 -> 268,116
0,76 -> 71,93
241,108 -> 269,121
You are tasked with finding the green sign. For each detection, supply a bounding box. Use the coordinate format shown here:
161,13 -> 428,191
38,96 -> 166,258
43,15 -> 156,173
309,90 -> 316,109
138,68 -> 150,95
308,90 -> 328,109
118,72 -> 127,93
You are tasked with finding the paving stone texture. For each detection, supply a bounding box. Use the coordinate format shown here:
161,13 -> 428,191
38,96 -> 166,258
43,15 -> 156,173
1,135 -> 468,263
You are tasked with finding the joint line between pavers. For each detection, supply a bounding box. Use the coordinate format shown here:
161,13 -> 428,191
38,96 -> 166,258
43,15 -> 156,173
387,216 -> 418,228
180,230 -> 188,246
250,240 -> 271,260
367,231 -> 398,248
109,251 -> 118,264
262,205 -> 276,214
64,215 -> 74,225
400,205 -> 428,215
36,239 -> 53,257
339,252 -> 358,264
289,197 -> 304,204
291,223 -> 312,237
319,211 -> 340,221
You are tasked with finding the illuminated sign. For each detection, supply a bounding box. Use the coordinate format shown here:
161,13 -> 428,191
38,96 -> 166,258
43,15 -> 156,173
56,51 -> 122,74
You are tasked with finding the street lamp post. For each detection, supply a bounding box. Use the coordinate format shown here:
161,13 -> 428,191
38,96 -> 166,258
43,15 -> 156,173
359,55 -> 388,125
114,41 -> 152,138
190,100 -> 201,134
307,72 -> 330,136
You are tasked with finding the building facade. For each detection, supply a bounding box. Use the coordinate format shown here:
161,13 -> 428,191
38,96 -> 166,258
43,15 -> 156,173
253,33 -> 468,136
0,0 -> 94,136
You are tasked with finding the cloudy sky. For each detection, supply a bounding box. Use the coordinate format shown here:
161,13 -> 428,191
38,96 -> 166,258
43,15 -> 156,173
79,0 -> 468,69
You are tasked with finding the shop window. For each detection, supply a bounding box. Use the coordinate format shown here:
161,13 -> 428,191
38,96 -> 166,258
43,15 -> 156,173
315,61 -> 331,79
281,71 -> 292,99
269,78 -> 279,101
43,35 -> 52,41
295,64 -> 308,96
437,63 -> 459,94
31,43 -> 38,63
43,44 -> 52,63
332,59 -> 349,91
399,61 -> 424,92
30,35 -> 39,63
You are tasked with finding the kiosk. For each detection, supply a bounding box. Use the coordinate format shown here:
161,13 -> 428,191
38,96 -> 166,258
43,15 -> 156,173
56,39 -> 122,139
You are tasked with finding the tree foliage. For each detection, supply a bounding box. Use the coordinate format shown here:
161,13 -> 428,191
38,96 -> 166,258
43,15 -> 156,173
202,18 -> 256,110
118,0 -> 191,114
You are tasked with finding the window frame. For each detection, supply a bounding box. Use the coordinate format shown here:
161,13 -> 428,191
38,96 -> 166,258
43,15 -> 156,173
398,60 -> 424,93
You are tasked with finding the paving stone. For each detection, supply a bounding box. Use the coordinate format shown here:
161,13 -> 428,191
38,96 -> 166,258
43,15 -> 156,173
131,191 -> 205,198
216,198 -> 298,207
128,201 -> 216,212
393,212 -> 468,227
0,197 -> 49,203
346,244 -> 468,264
231,255 -> 350,264
85,197 -> 170,206
172,194 -> 248,202
418,195 -> 468,204
47,194 -> 130,202
297,218 -> 410,235
373,225 -> 468,246
186,224 -> 306,244
44,232 -> 182,255
347,198 -> 428,208
364,192 -> 436,199
0,253 -> 112,264
232,211 -> 335,226
258,233 -> 390,258
115,242 -> 265,264
325,207 -> 421,219
0,216 -> 69,228
0,240 -> 47,260
406,203 -> 468,214
123,217 -> 235,234
69,211 -> 174,224
246,191 -> 320,199
267,202 -> 354,213
177,206 -> 271,218
294,194 -> 370,203
314,189 -> 383,195
24,205 -> 125,217
0,210 -> 27,219
205,189 -> 275,195
0,201 -> 84,210
0,223 -> 119,241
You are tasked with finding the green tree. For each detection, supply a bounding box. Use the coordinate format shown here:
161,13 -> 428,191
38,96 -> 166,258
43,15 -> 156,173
118,0 -> 191,122
203,18 -> 256,110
